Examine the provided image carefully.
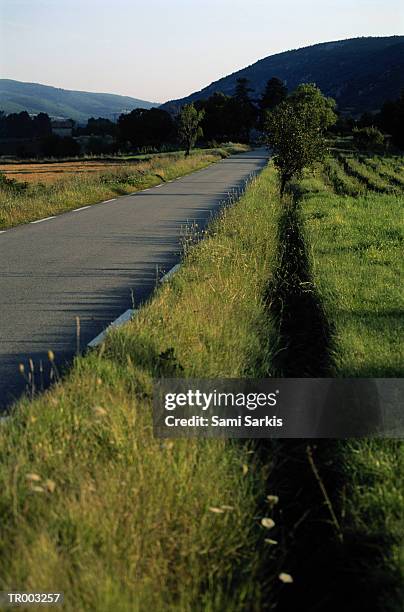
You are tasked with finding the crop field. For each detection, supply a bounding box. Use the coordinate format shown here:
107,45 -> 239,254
0,160 -> 142,185
297,153 -> 404,609
0,146 -> 246,186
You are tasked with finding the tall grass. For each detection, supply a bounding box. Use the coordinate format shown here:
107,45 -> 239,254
0,166 -> 281,610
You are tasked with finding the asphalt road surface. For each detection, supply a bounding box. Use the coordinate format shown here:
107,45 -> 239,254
0,148 -> 269,409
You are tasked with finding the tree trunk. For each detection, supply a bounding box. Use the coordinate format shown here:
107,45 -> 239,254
280,173 -> 288,197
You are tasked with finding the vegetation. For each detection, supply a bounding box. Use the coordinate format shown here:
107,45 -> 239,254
162,36 -> 404,116
303,160 -> 403,376
265,83 -> 337,194
0,166 -> 282,611
340,155 -> 396,193
0,145 -> 248,229
118,108 -> 175,150
178,103 -> 205,156
298,157 -> 403,608
0,78 -> 156,122
353,126 -> 385,151
0,144 -> 402,608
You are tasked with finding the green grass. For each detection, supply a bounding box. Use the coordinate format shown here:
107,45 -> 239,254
323,157 -> 366,197
340,155 -> 397,194
363,156 -> 404,190
299,158 -> 403,609
0,165 -> 282,611
301,167 -> 403,377
0,145 -> 248,229
337,438 -> 404,611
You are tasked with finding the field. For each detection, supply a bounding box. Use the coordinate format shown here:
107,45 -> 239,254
0,145 -> 248,229
0,160 -> 146,185
293,154 -> 403,608
0,150 -> 402,610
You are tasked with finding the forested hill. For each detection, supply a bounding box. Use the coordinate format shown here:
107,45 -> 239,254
161,36 -> 404,115
0,80 -> 158,122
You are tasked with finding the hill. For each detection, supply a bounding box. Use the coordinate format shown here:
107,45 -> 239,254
0,79 -> 158,122
161,36 -> 404,115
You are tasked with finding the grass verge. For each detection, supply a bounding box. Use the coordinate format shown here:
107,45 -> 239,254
0,145 -> 248,229
0,165 -> 282,610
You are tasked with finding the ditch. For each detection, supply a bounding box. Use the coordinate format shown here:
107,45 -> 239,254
259,189 -> 399,611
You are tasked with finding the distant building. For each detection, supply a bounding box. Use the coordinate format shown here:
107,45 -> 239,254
51,119 -> 74,137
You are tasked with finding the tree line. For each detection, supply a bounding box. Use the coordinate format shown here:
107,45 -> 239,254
0,78 -> 403,158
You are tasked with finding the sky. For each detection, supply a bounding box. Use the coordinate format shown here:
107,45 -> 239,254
0,0 -> 403,103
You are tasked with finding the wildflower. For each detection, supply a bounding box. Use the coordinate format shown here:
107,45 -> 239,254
265,538 -> 278,545
19,363 -> 25,374
279,572 -> 293,584
242,464 -> 249,475
209,507 -> 225,514
31,485 -> 45,493
48,350 -> 55,362
26,473 -> 41,482
266,494 -> 279,506
261,518 -> 275,529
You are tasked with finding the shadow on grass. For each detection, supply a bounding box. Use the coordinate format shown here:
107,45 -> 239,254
258,191 -> 400,611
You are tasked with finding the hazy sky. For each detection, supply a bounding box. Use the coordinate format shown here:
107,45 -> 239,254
0,0 -> 402,103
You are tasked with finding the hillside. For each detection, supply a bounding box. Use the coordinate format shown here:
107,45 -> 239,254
0,79 -> 158,122
161,36 -> 404,115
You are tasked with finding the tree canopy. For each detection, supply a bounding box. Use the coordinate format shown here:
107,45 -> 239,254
178,104 -> 205,156
265,83 -> 337,194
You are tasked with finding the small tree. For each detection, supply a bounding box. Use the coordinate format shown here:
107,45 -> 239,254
178,103 -> 205,156
265,84 -> 337,195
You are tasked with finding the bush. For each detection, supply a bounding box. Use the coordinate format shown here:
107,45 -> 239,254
353,126 -> 385,152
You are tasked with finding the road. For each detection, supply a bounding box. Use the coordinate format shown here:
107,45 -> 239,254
0,148 -> 269,409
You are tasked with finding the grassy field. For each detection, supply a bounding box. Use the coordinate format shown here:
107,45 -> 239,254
299,155 -> 403,609
0,166 -> 283,611
0,145 -> 248,229
304,158 -> 403,376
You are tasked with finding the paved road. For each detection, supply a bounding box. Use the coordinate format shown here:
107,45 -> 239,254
0,149 -> 269,409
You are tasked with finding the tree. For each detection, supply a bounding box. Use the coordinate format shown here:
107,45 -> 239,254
227,78 -> 257,143
377,91 -> 404,149
260,77 -> 288,111
40,134 -> 80,158
178,103 -> 205,156
118,108 -> 175,149
265,83 -> 337,195
195,92 -> 233,143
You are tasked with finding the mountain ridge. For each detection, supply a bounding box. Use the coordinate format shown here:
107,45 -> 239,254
161,36 -> 404,115
0,79 -> 158,122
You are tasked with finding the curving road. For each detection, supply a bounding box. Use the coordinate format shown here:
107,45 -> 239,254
0,148 -> 269,409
